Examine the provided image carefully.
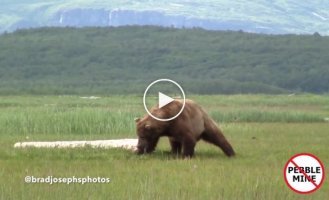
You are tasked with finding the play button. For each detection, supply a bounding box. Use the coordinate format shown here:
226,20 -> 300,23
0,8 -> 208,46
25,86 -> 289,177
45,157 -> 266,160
143,79 -> 186,121
158,92 -> 174,109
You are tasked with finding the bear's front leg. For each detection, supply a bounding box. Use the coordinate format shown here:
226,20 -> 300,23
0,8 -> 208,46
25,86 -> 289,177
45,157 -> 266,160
182,136 -> 196,158
169,137 -> 182,155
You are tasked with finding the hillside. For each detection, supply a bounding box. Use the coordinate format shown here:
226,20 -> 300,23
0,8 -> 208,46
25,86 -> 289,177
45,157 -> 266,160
1,0 -> 329,35
0,26 -> 329,95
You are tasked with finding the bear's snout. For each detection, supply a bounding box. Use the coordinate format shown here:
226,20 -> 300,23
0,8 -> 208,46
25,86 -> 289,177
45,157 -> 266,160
136,138 -> 148,154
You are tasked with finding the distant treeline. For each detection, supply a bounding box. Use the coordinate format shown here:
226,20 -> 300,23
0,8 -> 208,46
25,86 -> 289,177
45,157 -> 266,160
0,26 -> 328,95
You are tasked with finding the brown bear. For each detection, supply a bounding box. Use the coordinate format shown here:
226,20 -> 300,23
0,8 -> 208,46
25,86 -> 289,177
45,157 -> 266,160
135,99 -> 235,158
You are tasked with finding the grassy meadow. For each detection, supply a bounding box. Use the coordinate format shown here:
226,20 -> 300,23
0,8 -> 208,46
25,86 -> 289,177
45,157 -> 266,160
0,94 -> 328,199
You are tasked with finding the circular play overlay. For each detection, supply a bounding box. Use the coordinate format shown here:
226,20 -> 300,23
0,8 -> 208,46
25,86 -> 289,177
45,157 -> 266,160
143,79 -> 186,122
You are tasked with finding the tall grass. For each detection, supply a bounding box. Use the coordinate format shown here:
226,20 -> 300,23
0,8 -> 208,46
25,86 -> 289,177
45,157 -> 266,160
1,107 -> 138,136
1,95 -> 328,138
0,96 -> 143,137
210,110 -> 324,123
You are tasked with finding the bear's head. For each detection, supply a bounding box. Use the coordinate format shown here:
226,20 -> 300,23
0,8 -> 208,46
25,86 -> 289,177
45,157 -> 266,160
134,114 -> 170,154
134,101 -> 182,154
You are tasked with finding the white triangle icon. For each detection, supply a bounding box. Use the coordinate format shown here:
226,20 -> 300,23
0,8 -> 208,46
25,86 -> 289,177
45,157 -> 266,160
158,92 -> 174,109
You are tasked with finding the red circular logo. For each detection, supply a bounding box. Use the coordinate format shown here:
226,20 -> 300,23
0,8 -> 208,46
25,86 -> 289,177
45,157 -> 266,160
283,153 -> 325,194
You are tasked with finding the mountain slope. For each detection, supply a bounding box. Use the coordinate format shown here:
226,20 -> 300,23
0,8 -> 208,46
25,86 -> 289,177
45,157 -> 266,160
2,0 -> 329,35
0,26 -> 328,94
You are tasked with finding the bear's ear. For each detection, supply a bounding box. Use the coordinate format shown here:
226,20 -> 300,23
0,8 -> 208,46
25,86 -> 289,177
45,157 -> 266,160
134,118 -> 141,123
145,124 -> 151,130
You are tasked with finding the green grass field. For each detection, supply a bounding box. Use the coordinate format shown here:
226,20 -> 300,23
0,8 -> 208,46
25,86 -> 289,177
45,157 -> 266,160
0,95 -> 328,199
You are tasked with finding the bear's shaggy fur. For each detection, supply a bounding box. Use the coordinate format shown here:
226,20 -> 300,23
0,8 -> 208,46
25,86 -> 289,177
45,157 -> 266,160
135,99 -> 235,158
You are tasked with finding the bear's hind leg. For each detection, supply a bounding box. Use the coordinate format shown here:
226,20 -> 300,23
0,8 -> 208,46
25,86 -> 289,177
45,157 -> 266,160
169,137 -> 182,155
202,125 -> 235,157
